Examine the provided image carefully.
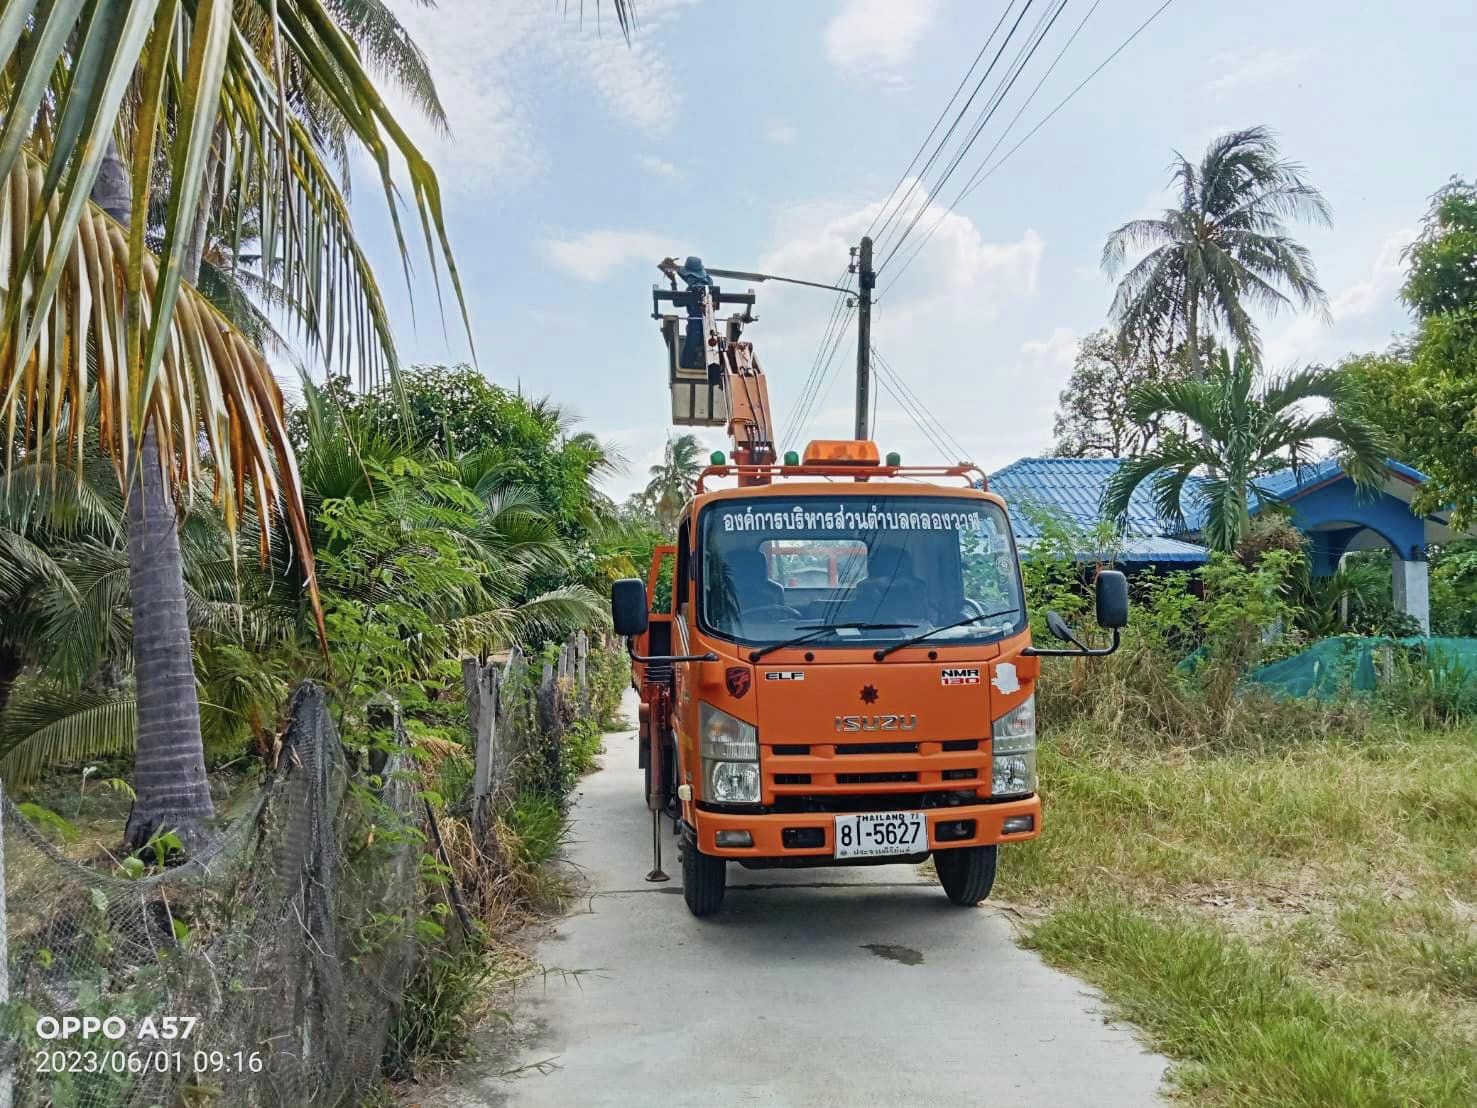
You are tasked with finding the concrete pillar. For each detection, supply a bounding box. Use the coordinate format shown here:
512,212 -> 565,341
1392,553 -> 1430,633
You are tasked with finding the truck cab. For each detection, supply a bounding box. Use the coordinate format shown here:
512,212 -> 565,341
614,440 -> 1128,916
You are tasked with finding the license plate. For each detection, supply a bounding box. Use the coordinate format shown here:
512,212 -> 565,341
833,812 -> 928,859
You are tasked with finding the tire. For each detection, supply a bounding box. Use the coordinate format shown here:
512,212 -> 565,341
934,845 -> 997,906
682,837 -> 727,917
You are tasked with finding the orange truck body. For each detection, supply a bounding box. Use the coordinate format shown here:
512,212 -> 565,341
627,261 -> 1122,912
631,467 -> 1042,870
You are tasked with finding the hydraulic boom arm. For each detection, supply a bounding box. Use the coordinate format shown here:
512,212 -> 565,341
653,257 -> 776,482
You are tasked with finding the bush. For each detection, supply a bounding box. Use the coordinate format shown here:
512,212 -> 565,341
1032,541 -> 1375,750
383,944 -> 495,1079
585,642 -> 630,729
1379,643 -> 1477,727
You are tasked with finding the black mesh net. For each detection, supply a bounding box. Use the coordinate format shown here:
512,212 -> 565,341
0,682 -> 421,1108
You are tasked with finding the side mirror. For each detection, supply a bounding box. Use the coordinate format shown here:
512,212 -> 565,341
1095,570 -> 1129,629
611,578 -> 650,637
1045,610 -> 1074,643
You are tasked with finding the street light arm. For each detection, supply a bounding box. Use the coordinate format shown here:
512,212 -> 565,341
703,267 -> 853,294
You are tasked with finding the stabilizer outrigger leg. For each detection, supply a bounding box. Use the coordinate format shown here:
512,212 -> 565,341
645,808 -> 669,882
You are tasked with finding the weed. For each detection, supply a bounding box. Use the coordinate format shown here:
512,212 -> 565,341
383,945 -> 495,1079
1028,901 -> 1477,1107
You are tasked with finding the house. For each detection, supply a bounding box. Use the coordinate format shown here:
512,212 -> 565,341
989,456 -> 1468,631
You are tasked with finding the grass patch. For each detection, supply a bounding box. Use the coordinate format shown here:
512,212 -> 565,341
1000,714 -> 1477,1104
1028,902 -> 1477,1107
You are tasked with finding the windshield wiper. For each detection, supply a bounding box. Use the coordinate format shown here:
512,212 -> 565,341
873,607 -> 1020,660
748,622 -> 917,663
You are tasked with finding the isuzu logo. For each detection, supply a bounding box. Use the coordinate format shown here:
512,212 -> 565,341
834,714 -> 919,732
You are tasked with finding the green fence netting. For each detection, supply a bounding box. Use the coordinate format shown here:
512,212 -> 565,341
1247,636 -> 1477,699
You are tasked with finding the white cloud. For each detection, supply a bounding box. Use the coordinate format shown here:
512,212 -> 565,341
734,184 -> 1049,470
759,180 -> 1043,315
824,0 -> 939,78
1021,327 -> 1078,370
384,0 -> 697,194
636,153 -> 684,179
543,230 -> 675,282
765,121 -> 798,145
1208,48 -> 1313,93
1265,229 -> 1415,365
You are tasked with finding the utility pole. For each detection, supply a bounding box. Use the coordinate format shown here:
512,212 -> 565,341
852,236 -> 875,440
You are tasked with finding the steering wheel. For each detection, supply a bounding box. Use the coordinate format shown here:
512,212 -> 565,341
744,604 -> 804,622
962,598 -> 987,618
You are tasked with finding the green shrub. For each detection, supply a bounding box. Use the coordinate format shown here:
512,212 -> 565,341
585,643 -> 630,729
383,945 -> 494,1079
560,718 -> 603,793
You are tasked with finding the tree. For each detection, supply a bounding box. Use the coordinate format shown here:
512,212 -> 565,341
297,364 -> 625,547
644,434 -> 705,529
1,2 -> 465,850
1102,349 -> 1389,552
1052,329 -> 1190,457
1342,180 -> 1477,525
1102,126 -> 1331,382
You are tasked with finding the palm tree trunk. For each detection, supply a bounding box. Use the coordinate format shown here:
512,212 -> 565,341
124,431 -> 215,850
93,143 -> 216,852
1186,292 -> 1215,460
1186,295 -> 1203,380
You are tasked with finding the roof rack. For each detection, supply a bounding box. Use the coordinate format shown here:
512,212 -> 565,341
695,462 -> 988,494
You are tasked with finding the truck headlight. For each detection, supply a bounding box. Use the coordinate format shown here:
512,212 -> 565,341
992,694 -> 1036,798
701,703 -> 759,803
709,761 -> 761,803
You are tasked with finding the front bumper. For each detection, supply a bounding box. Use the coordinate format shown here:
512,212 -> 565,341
692,794 -> 1042,859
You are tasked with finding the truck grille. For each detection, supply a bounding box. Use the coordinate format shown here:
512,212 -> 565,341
835,741 -> 918,755
836,771 -> 918,785
764,736 -> 989,799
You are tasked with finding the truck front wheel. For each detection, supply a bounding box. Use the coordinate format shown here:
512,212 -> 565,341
682,837 -> 727,917
934,845 -> 997,906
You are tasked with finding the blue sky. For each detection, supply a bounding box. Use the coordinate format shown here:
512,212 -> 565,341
345,0 -> 1477,499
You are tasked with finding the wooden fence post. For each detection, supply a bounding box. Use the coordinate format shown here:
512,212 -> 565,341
462,656 -> 481,742
538,658 -> 560,789
463,657 -> 500,825
475,665 -> 498,807
494,647 -> 523,801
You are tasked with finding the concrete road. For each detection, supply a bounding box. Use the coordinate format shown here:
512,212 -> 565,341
447,707 -> 1168,1107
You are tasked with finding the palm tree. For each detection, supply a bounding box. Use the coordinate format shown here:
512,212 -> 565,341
0,2 -> 467,850
644,434 -> 705,528
1101,349 -> 1389,553
1102,126 -> 1332,382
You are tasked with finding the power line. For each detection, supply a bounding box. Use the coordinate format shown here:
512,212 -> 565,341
867,0 -> 1027,249
880,0 -> 1176,297
782,268 -> 853,447
874,364 -> 950,459
789,305 -> 856,448
875,370 -> 942,457
877,0 -> 1071,271
873,347 -> 973,462
956,0 -> 1176,213
786,279 -> 853,444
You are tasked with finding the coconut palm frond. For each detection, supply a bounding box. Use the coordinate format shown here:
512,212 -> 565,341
0,680 -> 137,788
1100,351 -> 1389,552
1103,126 -> 1330,367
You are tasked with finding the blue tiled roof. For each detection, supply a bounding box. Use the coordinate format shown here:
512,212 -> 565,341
989,457 -> 1207,564
988,455 -> 1429,566
990,457 -> 1188,539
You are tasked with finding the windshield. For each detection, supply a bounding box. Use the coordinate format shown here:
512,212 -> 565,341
698,494 -> 1025,648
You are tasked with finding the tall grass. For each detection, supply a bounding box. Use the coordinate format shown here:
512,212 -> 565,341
1029,902 -> 1477,1108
